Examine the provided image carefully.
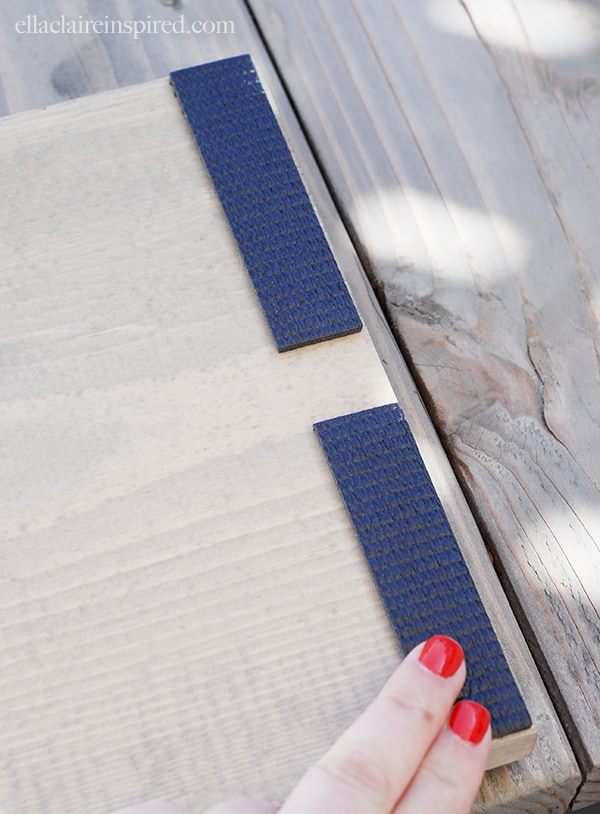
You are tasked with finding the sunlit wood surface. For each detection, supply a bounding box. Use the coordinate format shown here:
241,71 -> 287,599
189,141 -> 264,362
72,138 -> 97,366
0,0 -> 594,811
247,0 -> 600,807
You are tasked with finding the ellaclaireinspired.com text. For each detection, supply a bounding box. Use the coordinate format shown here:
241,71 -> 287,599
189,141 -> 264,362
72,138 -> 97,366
15,15 -> 235,39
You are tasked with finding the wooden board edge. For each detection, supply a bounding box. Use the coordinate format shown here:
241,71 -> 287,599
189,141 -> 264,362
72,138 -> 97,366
487,727 -> 538,771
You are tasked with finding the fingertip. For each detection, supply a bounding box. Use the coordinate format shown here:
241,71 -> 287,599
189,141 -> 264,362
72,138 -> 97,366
385,636 -> 467,693
449,700 -> 491,746
417,635 -> 464,679
394,700 -> 490,812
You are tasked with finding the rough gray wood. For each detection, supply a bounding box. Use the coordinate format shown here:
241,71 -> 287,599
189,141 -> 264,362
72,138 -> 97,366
0,0 -> 247,116
0,0 -> 584,812
246,0 -> 600,808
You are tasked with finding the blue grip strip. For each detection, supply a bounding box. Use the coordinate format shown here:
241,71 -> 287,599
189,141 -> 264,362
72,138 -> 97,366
315,404 -> 531,738
170,55 -> 362,352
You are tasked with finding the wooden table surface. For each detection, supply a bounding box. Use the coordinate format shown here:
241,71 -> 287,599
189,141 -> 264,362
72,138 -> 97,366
0,1 -> 597,812
248,1 -> 600,808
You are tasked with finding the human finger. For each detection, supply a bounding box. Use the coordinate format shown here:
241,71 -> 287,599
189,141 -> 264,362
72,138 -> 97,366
279,635 -> 467,814
394,700 -> 491,814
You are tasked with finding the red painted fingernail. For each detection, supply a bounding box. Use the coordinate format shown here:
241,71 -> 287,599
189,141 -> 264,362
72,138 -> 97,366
450,700 -> 491,745
418,635 -> 464,678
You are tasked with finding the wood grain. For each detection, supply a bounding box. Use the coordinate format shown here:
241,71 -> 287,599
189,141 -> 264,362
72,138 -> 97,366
0,74 -> 551,812
0,0 -> 252,117
246,0 -> 600,807
0,0 -> 582,811
0,78 -> 398,814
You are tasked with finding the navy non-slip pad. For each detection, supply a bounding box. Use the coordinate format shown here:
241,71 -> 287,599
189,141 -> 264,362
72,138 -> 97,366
170,55 -> 362,352
315,404 -> 531,738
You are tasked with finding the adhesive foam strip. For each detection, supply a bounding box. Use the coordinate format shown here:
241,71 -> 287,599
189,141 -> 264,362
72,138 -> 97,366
171,55 -> 362,352
314,403 -> 531,738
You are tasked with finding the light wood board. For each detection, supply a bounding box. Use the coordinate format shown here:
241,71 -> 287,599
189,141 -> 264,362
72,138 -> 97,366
0,77 -> 571,814
246,0 -> 600,807
0,1 -> 581,812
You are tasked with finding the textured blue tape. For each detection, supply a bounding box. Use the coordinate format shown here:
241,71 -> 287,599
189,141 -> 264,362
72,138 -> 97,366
314,404 -> 531,738
170,55 -> 362,352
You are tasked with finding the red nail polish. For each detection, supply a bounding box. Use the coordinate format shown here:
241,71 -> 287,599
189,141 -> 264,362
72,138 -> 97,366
450,700 -> 491,745
418,635 -> 464,678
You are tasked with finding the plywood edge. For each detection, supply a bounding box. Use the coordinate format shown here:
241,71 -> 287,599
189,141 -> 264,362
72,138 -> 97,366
487,727 -> 538,771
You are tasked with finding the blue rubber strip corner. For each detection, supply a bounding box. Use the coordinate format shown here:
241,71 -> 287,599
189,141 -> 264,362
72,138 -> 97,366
170,55 -> 362,352
315,403 -> 532,739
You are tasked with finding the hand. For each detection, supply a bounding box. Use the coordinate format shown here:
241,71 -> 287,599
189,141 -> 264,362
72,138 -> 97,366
113,635 -> 491,814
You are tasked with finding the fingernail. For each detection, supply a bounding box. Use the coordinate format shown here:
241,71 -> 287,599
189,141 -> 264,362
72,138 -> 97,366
450,700 -> 491,744
418,635 -> 464,678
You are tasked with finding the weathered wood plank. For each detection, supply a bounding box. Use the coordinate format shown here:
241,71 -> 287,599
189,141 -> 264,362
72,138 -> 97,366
0,0 -> 248,116
0,0 -> 582,811
246,0 -> 600,807
457,9 -> 600,806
